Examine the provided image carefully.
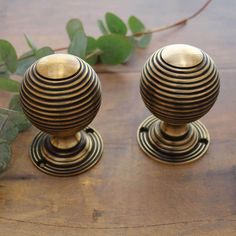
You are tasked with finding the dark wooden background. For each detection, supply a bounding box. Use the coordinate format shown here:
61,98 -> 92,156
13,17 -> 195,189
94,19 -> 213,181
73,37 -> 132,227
0,0 -> 236,235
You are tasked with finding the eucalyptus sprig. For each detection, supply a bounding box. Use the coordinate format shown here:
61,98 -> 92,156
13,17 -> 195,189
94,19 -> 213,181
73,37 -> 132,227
0,13 -> 152,79
0,95 -> 31,172
0,0 -> 212,173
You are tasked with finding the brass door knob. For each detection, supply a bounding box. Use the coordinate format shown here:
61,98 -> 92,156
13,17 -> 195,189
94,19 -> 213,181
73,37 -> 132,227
20,54 -> 103,176
137,44 -> 220,164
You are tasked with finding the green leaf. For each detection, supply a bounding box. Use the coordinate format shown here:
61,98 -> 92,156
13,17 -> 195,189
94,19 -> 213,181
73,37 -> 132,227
16,51 -> 36,76
85,36 -> 98,65
8,96 -> 32,131
0,78 -> 20,92
137,34 -> 152,48
0,139 -> 11,173
128,16 -> 145,33
16,57 -> 36,76
13,112 -> 31,132
24,34 -> 37,52
128,16 -> 151,48
105,12 -> 127,35
0,71 -> 10,79
35,47 -> 54,59
97,20 -> 109,35
66,18 -> 84,41
68,31 -> 87,59
97,34 -> 133,64
0,40 -> 18,73
20,50 -> 34,58
0,57 -> 8,74
127,36 -> 136,46
8,94 -> 22,112
0,108 -> 31,174
123,36 -> 136,62
0,108 -> 31,136
0,111 -> 19,143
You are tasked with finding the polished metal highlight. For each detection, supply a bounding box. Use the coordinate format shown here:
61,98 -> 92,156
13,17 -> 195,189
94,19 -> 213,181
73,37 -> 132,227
137,44 -> 220,164
20,54 -> 103,176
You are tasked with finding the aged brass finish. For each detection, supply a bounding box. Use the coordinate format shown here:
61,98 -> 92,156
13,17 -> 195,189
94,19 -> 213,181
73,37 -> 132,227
137,44 -> 220,164
20,54 -> 103,176
161,44 -> 203,68
36,54 -> 80,79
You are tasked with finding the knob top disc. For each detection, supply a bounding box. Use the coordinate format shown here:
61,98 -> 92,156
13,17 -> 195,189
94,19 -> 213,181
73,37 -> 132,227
161,44 -> 203,68
36,54 -> 80,79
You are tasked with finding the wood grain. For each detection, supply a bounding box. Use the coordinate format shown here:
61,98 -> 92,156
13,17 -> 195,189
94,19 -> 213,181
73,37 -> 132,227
0,0 -> 236,235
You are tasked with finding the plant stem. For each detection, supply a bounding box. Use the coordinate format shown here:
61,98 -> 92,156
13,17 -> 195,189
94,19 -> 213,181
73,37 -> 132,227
0,0 -> 212,69
54,47 -> 68,52
85,49 -> 103,59
132,0 -> 212,37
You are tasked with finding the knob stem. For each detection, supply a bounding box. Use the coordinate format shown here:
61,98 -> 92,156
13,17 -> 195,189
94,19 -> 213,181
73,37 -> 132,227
160,123 -> 189,139
50,134 -> 81,149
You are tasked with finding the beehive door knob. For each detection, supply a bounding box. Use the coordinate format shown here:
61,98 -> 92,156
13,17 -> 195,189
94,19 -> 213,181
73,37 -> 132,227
137,44 -> 220,164
20,54 -> 103,176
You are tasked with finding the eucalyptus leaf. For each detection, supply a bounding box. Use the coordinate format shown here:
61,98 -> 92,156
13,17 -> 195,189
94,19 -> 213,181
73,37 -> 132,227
13,112 -> 31,132
86,36 -> 98,65
0,58 -> 7,73
127,36 -> 136,46
0,108 -> 31,135
0,111 -> 19,143
68,31 -> 87,59
124,36 -> 136,62
0,71 -> 10,79
128,16 -> 145,33
97,34 -> 133,64
0,107 -> 31,174
16,51 -> 36,76
20,50 -> 34,58
0,39 -> 18,73
138,34 -> 152,48
8,94 -> 23,112
0,78 -> 20,92
0,139 -> 11,173
24,34 -> 37,52
128,15 -> 152,48
105,12 -> 127,35
35,47 -> 54,59
8,97 -> 32,131
97,19 -> 109,35
66,18 -> 84,41
0,113 -> 7,129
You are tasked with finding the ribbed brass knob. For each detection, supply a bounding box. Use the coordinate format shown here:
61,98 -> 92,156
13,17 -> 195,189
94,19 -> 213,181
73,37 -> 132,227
20,54 -> 103,176
137,44 -> 220,164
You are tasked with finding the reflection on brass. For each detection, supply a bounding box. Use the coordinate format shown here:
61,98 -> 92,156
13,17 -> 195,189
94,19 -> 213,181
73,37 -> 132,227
20,54 -> 103,176
137,44 -> 220,164
36,54 -> 80,79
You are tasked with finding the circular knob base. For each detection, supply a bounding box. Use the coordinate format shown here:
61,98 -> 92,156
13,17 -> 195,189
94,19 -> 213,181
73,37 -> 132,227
30,127 -> 103,176
137,116 -> 210,164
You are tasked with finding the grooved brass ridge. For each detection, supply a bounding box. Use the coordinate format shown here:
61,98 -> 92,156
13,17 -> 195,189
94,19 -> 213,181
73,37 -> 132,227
137,44 -> 220,164
20,54 -> 103,176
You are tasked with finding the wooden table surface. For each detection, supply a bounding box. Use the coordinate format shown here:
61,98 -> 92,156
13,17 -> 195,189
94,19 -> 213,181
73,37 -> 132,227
0,0 -> 236,235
